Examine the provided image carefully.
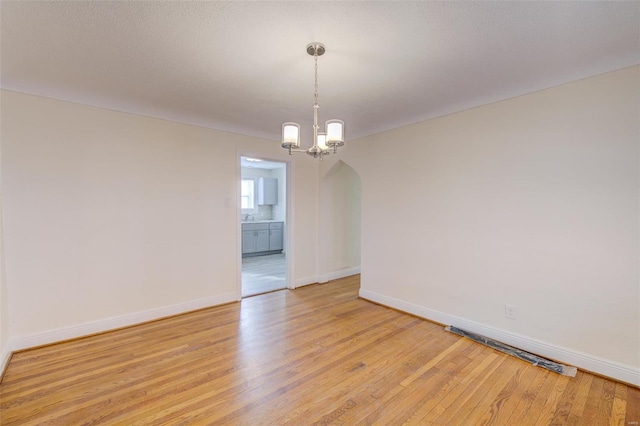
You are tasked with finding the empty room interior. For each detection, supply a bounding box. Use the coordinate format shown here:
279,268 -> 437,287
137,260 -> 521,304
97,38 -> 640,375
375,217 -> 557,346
0,1 -> 638,424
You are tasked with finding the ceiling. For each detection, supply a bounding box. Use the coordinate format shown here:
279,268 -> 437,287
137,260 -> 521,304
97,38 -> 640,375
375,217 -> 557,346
240,157 -> 285,170
1,1 -> 639,143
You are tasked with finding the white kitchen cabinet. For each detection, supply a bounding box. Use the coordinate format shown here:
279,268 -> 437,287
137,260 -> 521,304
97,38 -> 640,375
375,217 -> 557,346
258,178 -> 278,205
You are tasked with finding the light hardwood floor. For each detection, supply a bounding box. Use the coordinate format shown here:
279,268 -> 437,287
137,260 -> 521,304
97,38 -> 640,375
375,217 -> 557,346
1,275 -> 638,425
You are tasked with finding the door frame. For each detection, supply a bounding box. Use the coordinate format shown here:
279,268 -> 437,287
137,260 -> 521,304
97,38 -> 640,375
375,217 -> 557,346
236,152 -> 294,300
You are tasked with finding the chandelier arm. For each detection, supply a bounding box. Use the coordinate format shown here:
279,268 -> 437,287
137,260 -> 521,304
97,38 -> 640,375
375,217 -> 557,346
289,148 -> 307,154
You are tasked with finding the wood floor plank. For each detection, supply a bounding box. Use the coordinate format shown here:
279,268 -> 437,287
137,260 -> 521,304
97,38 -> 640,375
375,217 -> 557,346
520,371 -> 561,426
578,376 -> 607,424
504,368 -> 552,424
596,379 -> 617,424
332,333 -> 471,424
454,357 -> 527,424
566,373 -> 595,425
549,370 -> 590,425
480,358 -> 540,425
529,374 -> 571,425
106,310 -> 418,424
625,385 -> 640,426
277,321 -> 457,425
102,310 -> 396,422
610,382 -> 628,426
293,329 -> 472,425
426,355 -> 507,424
399,344 -> 488,424
0,274 -> 635,425
359,339 -> 470,424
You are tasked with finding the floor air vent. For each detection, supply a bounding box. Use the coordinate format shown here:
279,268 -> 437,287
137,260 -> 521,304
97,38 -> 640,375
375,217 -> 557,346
445,325 -> 577,377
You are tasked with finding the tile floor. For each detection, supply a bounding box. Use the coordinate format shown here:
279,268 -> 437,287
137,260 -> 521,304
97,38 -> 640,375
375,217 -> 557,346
241,253 -> 287,297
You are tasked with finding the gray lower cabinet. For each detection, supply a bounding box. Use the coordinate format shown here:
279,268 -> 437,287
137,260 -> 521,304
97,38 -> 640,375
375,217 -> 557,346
242,222 -> 283,255
269,222 -> 283,251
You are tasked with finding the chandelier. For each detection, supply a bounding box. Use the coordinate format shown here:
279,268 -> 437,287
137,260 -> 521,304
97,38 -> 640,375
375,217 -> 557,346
281,43 -> 344,160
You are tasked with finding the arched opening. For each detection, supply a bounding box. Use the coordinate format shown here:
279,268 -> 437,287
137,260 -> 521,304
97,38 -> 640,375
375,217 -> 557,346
319,160 -> 361,281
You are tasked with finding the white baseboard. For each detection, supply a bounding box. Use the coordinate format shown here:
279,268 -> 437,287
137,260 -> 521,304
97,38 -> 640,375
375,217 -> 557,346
318,267 -> 361,284
359,289 -> 640,387
294,276 -> 318,288
9,293 -> 237,352
0,345 -> 11,381
296,267 -> 361,288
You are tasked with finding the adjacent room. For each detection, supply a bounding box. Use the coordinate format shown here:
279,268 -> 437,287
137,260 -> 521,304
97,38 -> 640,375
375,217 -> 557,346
240,156 -> 288,297
0,1 -> 638,424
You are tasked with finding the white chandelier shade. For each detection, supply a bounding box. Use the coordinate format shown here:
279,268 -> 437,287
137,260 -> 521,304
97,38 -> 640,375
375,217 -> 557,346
325,119 -> 345,148
317,132 -> 327,151
282,122 -> 300,148
281,43 -> 345,160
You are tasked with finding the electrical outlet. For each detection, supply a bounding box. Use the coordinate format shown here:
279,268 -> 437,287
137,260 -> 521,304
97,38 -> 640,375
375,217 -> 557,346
505,304 -> 516,320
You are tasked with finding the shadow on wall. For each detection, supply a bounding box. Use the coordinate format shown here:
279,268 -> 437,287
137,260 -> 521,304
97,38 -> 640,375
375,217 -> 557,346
319,160 -> 361,275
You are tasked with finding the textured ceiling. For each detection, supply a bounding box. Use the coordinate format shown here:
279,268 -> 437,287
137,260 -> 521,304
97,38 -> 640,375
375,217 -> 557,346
1,1 -> 639,143
241,157 -> 285,170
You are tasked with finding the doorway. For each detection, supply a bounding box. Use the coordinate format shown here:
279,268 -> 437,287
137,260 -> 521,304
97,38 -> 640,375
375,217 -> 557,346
240,156 -> 288,297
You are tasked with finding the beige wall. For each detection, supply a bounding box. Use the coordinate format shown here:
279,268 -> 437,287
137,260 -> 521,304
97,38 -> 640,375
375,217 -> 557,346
2,65 -> 638,384
0,109 -> 7,367
341,66 -> 639,379
1,90 -> 319,344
